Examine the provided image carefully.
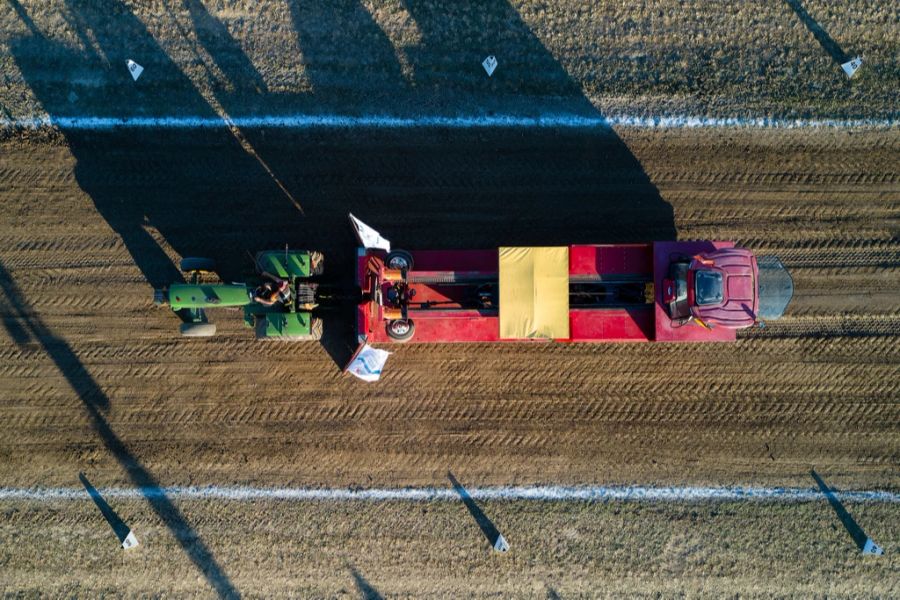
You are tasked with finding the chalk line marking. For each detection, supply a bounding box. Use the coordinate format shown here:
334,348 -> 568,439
0,484 -> 897,503
1,113 -> 896,131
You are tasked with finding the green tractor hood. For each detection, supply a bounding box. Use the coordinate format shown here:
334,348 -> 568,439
168,283 -> 251,311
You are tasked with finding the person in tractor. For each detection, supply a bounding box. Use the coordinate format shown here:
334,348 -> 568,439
253,271 -> 292,307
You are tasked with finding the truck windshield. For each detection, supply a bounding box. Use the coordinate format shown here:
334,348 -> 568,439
695,270 -> 723,305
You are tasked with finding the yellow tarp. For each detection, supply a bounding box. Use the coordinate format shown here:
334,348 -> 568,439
499,246 -> 570,339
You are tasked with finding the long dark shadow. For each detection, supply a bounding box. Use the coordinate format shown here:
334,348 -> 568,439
10,0 -> 308,287
0,261 -> 239,598
447,471 -> 507,552
11,0 -> 676,367
6,0 -> 39,34
347,563 -> 384,600
79,472 -> 133,546
811,469 -> 882,555
180,0 -> 268,96
287,0 -> 406,111
784,0 -> 849,65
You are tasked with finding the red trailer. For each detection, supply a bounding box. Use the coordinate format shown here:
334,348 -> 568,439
351,218 -> 792,346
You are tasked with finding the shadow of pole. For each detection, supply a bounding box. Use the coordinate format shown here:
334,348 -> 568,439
811,469 -> 882,555
784,0 -> 850,65
6,0 -> 40,35
347,562 -> 385,600
447,471 -> 508,552
0,261 -> 239,598
79,472 -> 132,546
177,0 -> 304,214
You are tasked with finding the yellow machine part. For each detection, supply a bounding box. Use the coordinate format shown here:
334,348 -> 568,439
499,246 -> 570,340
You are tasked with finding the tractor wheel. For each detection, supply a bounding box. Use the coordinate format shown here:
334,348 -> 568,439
180,257 -> 216,273
385,250 -> 414,271
310,317 -> 324,340
179,322 -> 216,337
386,319 -> 415,342
309,251 -> 325,276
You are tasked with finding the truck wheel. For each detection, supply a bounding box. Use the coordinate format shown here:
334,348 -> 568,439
179,322 -> 216,337
180,257 -> 216,273
386,318 -> 415,342
385,250 -> 413,271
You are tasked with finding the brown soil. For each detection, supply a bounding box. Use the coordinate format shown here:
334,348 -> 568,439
2,2 -> 898,596
0,128 -> 897,495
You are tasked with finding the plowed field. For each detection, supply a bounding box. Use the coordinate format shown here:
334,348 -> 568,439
2,0 -> 899,596
1,128 -> 897,494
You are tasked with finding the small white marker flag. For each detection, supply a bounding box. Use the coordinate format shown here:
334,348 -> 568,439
841,56 -> 862,79
122,530 -> 139,550
493,533 -> 510,552
862,538 -> 884,556
349,213 -> 391,252
126,59 -> 144,81
482,55 -> 498,77
347,344 -> 390,382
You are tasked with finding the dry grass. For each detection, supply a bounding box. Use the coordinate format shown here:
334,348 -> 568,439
1,497 -> 898,597
0,0 -> 896,120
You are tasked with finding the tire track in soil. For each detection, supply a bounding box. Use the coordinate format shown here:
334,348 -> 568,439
0,130 -> 898,491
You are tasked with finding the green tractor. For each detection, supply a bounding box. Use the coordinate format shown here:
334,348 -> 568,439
154,250 -> 324,340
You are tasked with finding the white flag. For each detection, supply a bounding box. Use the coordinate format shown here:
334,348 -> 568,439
349,213 -> 391,252
841,57 -> 862,78
493,534 -> 509,552
862,538 -> 884,556
122,530 -> 139,550
482,55 -> 498,77
347,344 -> 390,382
126,59 -> 144,81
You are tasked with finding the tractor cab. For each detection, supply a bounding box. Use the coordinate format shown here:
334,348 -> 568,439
663,248 -> 792,329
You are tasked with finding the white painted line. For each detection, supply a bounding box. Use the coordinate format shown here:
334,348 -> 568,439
0,484 -> 897,503
0,113 -> 896,131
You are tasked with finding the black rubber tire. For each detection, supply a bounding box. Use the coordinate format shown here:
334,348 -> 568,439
180,257 -> 216,273
386,319 -> 415,342
385,250 -> 414,271
179,322 -> 216,337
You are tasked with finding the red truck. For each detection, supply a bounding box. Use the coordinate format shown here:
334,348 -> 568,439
352,217 -> 792,345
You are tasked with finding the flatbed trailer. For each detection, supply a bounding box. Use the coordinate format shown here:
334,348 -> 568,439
355,229 -> 792,345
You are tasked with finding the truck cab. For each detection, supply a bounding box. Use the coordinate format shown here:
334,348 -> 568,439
663,248 -> 790,329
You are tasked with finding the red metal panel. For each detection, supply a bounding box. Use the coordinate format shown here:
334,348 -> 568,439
569,308 -> 653,342
366,312 -> 501,343
357,249 -> 383,339
569,244 -> 653,277
652,241 -> 736,342
409,250 -> 498,272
